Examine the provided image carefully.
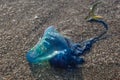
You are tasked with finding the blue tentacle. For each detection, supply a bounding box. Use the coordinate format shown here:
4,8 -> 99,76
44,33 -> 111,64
71,19 -> 108,58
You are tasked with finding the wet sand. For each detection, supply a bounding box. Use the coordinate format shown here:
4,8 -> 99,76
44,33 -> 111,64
0,0 -> 120,80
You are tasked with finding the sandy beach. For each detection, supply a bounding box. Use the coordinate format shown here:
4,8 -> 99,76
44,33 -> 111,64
0,0 -> 120,80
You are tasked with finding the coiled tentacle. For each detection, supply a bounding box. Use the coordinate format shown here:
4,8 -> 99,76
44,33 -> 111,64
71,19 -> 108,57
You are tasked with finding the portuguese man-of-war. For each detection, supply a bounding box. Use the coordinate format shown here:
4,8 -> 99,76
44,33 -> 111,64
26,2 -> 108,69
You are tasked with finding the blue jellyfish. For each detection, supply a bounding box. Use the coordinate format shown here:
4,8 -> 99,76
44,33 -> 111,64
26,2 -> 108,69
